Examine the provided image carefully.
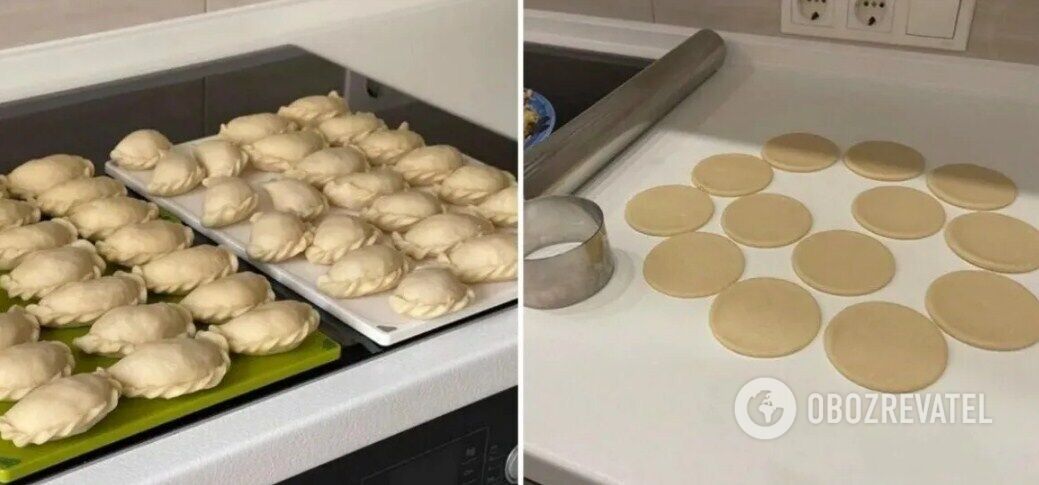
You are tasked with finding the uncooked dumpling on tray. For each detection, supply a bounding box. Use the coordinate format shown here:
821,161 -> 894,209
323,168 -> 407,210
132,244 -> 238,294
67,195 -> 158,240
394,145 -> 464,186
0,199 -> 41,231
392,213 -> 494,260
107,331 -> 230,399
0,240 -> 106,299
0,306 -> 40,351
317,111 -> 386,146
179,272 -> 275,324
439,164 -> 513,205
247,211 -> 313,263
219,112 -> 298,145
97,220 -> 194,266
285,146 -> 369,187
6,154 -> 94,199
355,122 -> 425,166
26,271 -> 147,327
439,232 -> 517,283
476,186 -> 518,227
209,300 -> 319,355
35,175 -> 127,216
201,176 -> 259,228
147,151 -> 206,196
305,214 -> 382,265
316,244 -> 410,298
0,371 -> 121,448
363,189 -> 444,232
73,302 -> 196,357
277,91 -> 349,126
110,129 -> 172,171
0,218 -> 79,270
262,178 -> 328,220
244,130 -> 326,173
0,340 -> 74,401
389,267 -> 474,320
192,139 -> 249,179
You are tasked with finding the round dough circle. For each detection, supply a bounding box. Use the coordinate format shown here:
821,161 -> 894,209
691,153 -> 773,196
710,278 -> 821,358
825,302 -> 948,393
792,230 -> 895,296
643,232 -> 744,298
926,163 -> 1016,210
624,185 -> 714,236
944,212 -> 1039,273
721,193 -> 812,248
852,186 -> 945,239
761,133 -> 839,172
844,140 -> 925,181
926,270 -> 1039,351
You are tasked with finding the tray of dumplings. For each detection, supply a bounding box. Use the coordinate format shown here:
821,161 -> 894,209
104,92 -> 519,346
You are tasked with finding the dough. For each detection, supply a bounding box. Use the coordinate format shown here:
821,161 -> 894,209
439,165 -> 512,205
362,190 -> 444,232
944,212 -> 1039,273
761,133 -> 839,172
219,112 -> 298,145
844,140 -> 925,181
323,169 -> 407,210
643,232 -> 744,298
244,130 -> 326,173
0,240 -> 106,299
305,214 -> 381,265
247,211 -> 313,263
97,220 -> 194,266
355,122 -> 425,166
792,230 -> 894,296
192,139 -> 248,179
691,153 -> 773,196
721,193 -> 811,248
439,233 -> 517,283
36,176 -> 126,216
147,152 -> 206,196
0,341 -> 74,400
0,219 -> 79,270
201,176 -> 259,228
852,186 -> 945,239
0,306 -> 40,351
317,112 -> 387,146
926,163 -> 1016,210
107,331 -> 230,399
262,178 -> 328,220
110,129 -> 172,170
392,213 -> 494,260
395,145 -> 465,186
73,303 -> 196,357
625,185 -> 714,236
389,267 -> 474,319
825,302 -> 947,393
179,272 -> 275,324
26,272 -> 147,327
927,270 -> 1039,351
277,91 -> 348,126
0,199 -> 41,231
67,196 -> 158,240
7,154 -> 94,199
316,244 -> 410,298
210,300 -> 319,355
132,244 -> 238,294
477,186 -> 517,227
285,146 -> 369,187
0,371 -> 120,447
710,278 -> 821,358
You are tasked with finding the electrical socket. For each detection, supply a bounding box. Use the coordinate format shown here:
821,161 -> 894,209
792,0 -> 835,27
848,0 -> 895,32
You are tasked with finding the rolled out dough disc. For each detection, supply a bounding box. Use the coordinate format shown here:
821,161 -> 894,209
643,232 -> 744,298
927,270 -> 1039,351
710,278 -> 821,358
844,140 -> 925,181
761,133 -> 839,172
825,301 -> 948,393
944,212 -> 1039,273
926,163 -> 1017,210
625,185 -> 714,236
721,193 -> 812,248
852,186 -> 945,239
792,230 -> 895,296
691,153 -> 773,196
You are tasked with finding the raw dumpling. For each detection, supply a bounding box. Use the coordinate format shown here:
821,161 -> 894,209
107,331 -> 230,399
262,178 -> 328,220
210,300 -> 318,355
316,244 -> 409,298
179,272 -> 275,324
7,154 -> 94,199
67,196 -> 158,240
243,130 -> 325,173
97,220 -> 193,266
391,213 -> 494,259
192,139 -> 248,179
26,272 -> 147,327
73,303 -> 196,357
0,240 -> 106,299
35,176 -> 126,216
317,112 -> 386,146
132,245 -> 238,294
147,151 -> 206,196
389,267 -> 474,320
0,371 -> 120,447
0,199 -> 41,231
285,146 -> 369,187
277,91 -> 348,126
355,123 -> 425,166
394,145 -> 464,186
323,169 -> 407,210
0,306 -> 40,351
219,112 -> 298,145
362,190 -> 443,232
477,186 -> 518,227
439,165 -> 512,205
0,341 -> 74,400
439,233 -> 517,283
305,214 -> 381,265
0,219 -> 79,270
110,129 -> 172,170
247,211 -> 313,263
201,176 -> 259,228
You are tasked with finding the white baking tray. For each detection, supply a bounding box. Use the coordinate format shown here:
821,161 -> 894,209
107,138 -> 516,346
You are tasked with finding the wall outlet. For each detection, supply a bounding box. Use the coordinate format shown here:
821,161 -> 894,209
793,0 -> 835,27
849,0 -> 894,32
